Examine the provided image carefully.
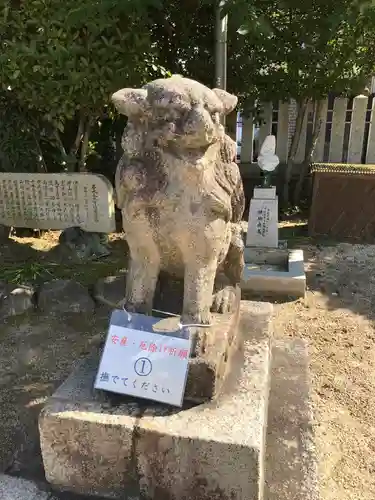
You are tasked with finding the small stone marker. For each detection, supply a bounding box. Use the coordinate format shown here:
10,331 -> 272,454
0,172 -> 115,233
95,310 -> 191,407
246,136 -> 279,248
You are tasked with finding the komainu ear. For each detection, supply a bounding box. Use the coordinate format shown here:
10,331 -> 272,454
111,88 -> 148,117
212,88 -> 238,115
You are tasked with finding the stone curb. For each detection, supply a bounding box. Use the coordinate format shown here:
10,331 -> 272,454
265,339 -> 319,500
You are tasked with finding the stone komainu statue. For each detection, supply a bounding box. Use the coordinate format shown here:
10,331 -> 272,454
112,75 -> 245,325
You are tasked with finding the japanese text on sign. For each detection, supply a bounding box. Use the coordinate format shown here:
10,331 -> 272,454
95,322 -> 191,407
256,207 -> 270,237
110,333 -> 189,359
0,172 -> 115,233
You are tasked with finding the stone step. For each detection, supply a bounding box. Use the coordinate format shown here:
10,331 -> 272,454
265,339 -> 319,500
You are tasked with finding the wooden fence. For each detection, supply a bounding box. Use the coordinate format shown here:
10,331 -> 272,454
238,94 -> 375,166
309,163 -> 375,241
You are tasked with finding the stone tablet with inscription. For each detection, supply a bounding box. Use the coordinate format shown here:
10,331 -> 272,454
246,189 -> 278,248
0,173 -> 115,233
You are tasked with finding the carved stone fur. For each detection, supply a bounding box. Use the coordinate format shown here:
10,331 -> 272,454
112,75 -> 245,325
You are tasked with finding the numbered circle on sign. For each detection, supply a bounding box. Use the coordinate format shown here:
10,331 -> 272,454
134,357 -> 153,376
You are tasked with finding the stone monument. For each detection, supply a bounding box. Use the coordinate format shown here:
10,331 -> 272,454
242,136 -> 306,298
0,172 -> 115,233
111,74 -> 245,401
246,135 -> 279,248
38,77 -> 315,500
0,172 -> 115,259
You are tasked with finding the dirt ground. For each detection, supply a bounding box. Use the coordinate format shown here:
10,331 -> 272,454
273,242 -> 375,500
1,230 -> 375,500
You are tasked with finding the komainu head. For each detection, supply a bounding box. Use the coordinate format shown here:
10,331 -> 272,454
112,75 -> 237,149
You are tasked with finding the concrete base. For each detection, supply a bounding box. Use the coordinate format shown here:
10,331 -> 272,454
39,301 -> 273,500
242,246 -> 306,299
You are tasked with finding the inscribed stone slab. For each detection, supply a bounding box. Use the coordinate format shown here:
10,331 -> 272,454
0,173 -> 115,233
246,196 -> 278,248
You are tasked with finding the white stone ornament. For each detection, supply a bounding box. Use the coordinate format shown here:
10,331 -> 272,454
257,135 -> 280,172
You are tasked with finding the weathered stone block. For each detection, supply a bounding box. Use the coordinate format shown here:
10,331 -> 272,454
241,248 -> 306,299
0,172 -> 115,233
184,286 -> 241,402
39,301 -> 272,500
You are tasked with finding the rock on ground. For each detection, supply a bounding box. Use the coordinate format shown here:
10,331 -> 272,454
0,283 -> 35,319
37,280 -> 95,315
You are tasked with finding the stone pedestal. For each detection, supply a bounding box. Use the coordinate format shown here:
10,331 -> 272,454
39,301 -> 273,500
38,300 -> 318,500
242,186 -> 306,299
246,187 -> 278,248
241,247 -> 306,299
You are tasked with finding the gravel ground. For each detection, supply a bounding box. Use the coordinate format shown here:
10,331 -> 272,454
1,231 -> 375,499
273,243 -> 375,500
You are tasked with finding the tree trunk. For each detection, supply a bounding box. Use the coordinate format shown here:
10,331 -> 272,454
293,99 -> 325,206
79,120 -> 92,172
70,113 -> 85,157
282,98 -> 309,207
50,129 -> 70,171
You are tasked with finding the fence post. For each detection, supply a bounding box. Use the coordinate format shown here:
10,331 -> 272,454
276,101 -> 289,162
347,95 -> 368,163
329,98 -> 348,162
257,102 -> 273,153
366,97 -> 375,163
240,117 -> 254,164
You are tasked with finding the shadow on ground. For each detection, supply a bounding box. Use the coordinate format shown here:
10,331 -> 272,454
302,242 -> 375,323
0,232 -> 131,495
0,312 -> 110,481
0,233 -> 129,287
